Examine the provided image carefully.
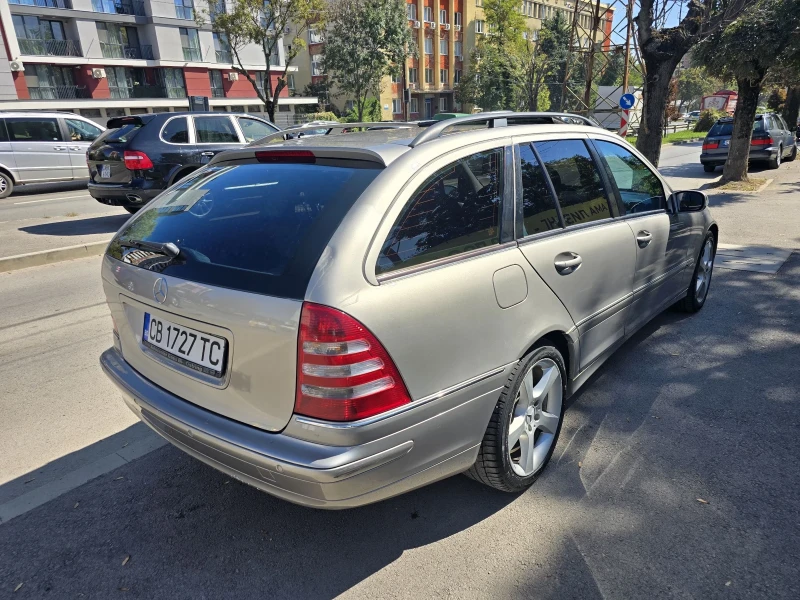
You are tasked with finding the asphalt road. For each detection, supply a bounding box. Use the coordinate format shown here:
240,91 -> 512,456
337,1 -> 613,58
1,146 -> 799,599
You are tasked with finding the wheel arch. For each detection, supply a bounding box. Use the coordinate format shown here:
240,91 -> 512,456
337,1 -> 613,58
168,165 -> 199,186
708,223 -> 719,249
520,329 -> 578,386
0,164 -> 16,183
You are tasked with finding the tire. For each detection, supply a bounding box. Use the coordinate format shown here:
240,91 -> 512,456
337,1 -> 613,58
466,345 -> 566,493
768,146 -> 782,169
786,145 -> 797,162
124,206 -> 140,214
0,171 -> 13,199
677,232 -> 716,313
703,164 -> 716,173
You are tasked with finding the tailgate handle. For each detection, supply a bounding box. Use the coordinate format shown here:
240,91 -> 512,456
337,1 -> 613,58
554,252 -> 582,275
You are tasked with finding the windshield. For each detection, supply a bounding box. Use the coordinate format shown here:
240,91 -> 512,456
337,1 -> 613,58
97,123 -> 142,144
108,160 -> 381,298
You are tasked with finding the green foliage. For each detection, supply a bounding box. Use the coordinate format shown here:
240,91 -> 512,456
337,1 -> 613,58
341,98 -> 383,122
693,109 -> 727,132
539,12 -> 576,111
483,0 -> 526,50
677,67 -> 720,110
323,0 -> 415,121
598,49 -> 625,87
766,88 -> 787,111
536,85 -> 551,111
456,43 -> 523,111
305,111 -> 340,122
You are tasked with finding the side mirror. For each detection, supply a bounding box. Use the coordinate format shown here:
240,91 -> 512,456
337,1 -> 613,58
674,190 -> 708,212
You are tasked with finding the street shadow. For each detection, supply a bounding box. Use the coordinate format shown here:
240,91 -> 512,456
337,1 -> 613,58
9,181 -> 88,197
19,214 -> 129,237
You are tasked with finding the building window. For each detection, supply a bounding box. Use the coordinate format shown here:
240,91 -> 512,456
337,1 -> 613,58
424,37 -> 433,54
391,72 -> 401,84
392,98 -> 401,114
407,3 -> 417,20
440,69 -> 448,84
309,28 -> 324,44
13,16 -> 80,57
440,9 -> 447,23
409,98 -> 418,113
156,68 -> 187,98
439,97 -> 448,112
311,54 -> 323,76
454,41 -> 462,57
454,12 -> 462,26
476,0 -> 483,6
439,39 -> 448,55
475,20 -> 485,34
180,28 -> 201,61
213,32 -> 232,63
255,72 -> 269,96
454,69 -> 462,84
24,64 -> 83,99
97,23 -> 144,59
408,67 -> 418,83
287,74 -> 295,91
174,0 -> 194,20
209,70 -> 224,98
424,6 -> 433,22
424,68 -> 433,84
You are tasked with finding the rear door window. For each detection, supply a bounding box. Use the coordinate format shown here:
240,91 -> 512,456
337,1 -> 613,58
237,117 -> 277,143
533,140 -> 611,226
194,116 -> 239,143
593,140 -> 666,214
6,118 -> 63,142
376,147 -> 504,274
65,119 -> 103,142
161,117 -> 189,144
107,160 -> 381,298
518,143 -> 562,235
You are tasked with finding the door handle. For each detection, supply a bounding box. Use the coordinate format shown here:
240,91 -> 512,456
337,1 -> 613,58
69,146 -> 80,151
554,252 -> 582,274
53,146 -> 66,150
636,230 -> 653,247
201,151 -> 216,156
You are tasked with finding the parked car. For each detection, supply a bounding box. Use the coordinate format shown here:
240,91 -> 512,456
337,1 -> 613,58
700,113 -> 797,172
100,112 -> 717,508
87,111 -> 278,213
685,111 -> 701,123
0,111 -> 105,198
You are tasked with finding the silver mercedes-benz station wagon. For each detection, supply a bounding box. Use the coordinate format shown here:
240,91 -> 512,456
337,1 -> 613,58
100,113 -> 717,508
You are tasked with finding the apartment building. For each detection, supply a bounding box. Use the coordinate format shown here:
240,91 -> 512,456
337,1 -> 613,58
0,0 -> 316,125
294,0 -> 613,121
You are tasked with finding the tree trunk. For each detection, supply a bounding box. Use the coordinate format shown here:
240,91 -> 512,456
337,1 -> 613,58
783,86 -> 800,136
635,55 -> 681,166
721,73 -> 765,183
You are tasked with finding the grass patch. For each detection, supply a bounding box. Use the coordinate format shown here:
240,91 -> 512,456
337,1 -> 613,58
704,178 -> 767,192
625,130 -> 704,147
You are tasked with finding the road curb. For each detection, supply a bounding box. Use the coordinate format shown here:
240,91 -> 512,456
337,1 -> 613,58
0,240 -> 110,273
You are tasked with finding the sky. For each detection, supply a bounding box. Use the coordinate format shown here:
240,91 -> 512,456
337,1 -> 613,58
608,0 -> 687,46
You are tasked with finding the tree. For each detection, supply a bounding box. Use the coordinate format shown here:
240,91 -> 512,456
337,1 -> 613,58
208,0 -> 325,123
634,0 -> 751,166
521,34 -> 553,111
323,0 -> 414,122
676,67 -> 719,112
539,12 -> 573,112
598,49 -> 625,87
695,0 -> 800,182
766,88 -> 787,112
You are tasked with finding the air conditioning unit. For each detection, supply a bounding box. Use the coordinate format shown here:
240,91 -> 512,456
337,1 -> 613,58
92,68 -> 107,79
455,25 -> 461,31
9,60 -> 24,72
444,24 -> 451,30
413,20 -> 420,28
228,72 -> 239,81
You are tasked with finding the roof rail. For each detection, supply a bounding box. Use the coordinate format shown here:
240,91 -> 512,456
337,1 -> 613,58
408,111 -> 600,148
252,121 -> 420,146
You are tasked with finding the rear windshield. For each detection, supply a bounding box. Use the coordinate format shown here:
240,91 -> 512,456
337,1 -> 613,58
708,119 -> 764,137
97,123 -> 143,144
107,160 -> 381,298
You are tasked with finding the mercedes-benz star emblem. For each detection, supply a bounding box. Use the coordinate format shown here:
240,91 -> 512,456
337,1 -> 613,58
153,278 -> 168,304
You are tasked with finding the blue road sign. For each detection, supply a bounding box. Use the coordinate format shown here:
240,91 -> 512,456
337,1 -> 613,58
619,93 -> 636,110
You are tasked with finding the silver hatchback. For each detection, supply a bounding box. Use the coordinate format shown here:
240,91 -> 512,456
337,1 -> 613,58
100,113 -> 717,508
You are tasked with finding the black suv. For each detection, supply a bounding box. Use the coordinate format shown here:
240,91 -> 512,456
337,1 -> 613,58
87,111 -> 278,213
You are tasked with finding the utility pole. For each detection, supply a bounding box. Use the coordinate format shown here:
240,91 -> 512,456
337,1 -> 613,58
621,0 -> 633,95
582,0 -> 605,114
560,0 -> 582,112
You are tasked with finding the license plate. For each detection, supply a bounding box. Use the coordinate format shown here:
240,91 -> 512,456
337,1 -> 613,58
100,164 -> 111,178
721,140 -> 729,147
142,313 -> 227,378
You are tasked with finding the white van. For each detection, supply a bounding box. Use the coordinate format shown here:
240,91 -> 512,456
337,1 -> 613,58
0,111 -> 105,198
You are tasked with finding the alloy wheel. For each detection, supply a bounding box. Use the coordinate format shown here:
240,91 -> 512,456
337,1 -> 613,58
695,238 -> 715,302
508,358 -> 563,477
0,177 -> 6,193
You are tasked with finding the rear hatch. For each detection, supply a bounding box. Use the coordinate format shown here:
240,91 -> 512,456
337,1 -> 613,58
102,154 -> 382,431
703,119 -> 734,158
87,116 -> 149,184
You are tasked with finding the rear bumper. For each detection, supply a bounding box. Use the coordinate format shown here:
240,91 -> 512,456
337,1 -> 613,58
88,182 -> 162,206
100,348 -> 502,508
700,148 -> 777,164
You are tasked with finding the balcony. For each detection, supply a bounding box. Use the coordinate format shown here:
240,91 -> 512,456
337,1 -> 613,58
215,50 -> 232,63
91,0 -> 145,15
126,84 -> 186,99
28,85 -> 88,99
182,47 -> 201,61
18,38 -> 81,57
10,0 -> 72,7
100,43 -> 154,60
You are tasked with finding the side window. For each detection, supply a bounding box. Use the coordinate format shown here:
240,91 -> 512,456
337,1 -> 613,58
377,148 -> 504,274
162,117 -> 190,144
0,120 -> 8,143
533,140 -> 611,226
519,143 -> 561,235
6,118 -> 63,142
593,140 -> 666,214
193,116 -> 239,143
65,119 -> 102,142
777,115 -> 789,130
237,117 -> 276,143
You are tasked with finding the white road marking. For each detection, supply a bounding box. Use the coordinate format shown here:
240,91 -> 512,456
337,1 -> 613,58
13,194 -> 90,205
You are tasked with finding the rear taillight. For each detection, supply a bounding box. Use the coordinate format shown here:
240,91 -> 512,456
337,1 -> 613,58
751,136 -> 773,146
295,303 -> 411,422
702,142 -> 719,151
123,150 -> 154,170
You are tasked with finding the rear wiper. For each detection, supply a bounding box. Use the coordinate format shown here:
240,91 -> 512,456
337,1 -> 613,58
121,239 -> 181,259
